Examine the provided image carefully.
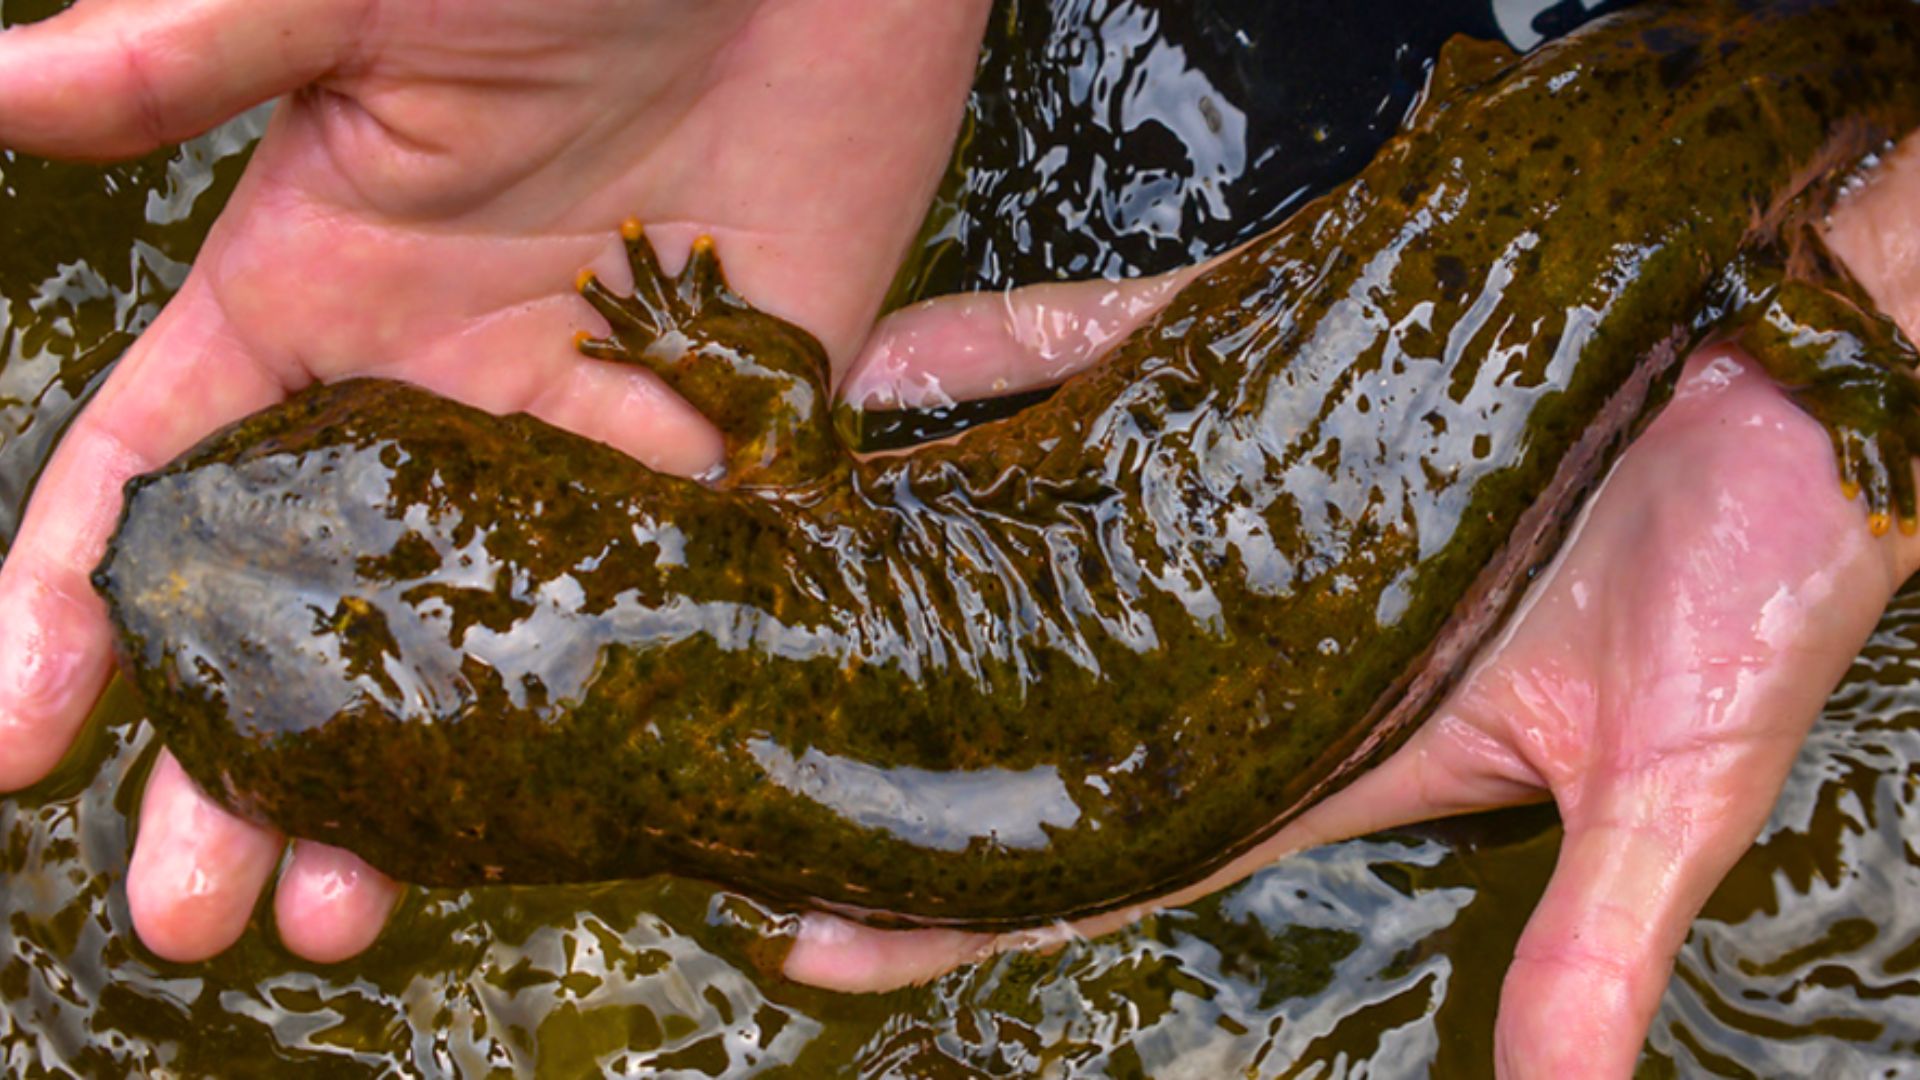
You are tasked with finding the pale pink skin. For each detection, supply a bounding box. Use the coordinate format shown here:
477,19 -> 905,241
3,5 -> 1920,1077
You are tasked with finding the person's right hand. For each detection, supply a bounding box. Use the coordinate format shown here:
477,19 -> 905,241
789,136 -> 1920,1078
0,0 -> 992,965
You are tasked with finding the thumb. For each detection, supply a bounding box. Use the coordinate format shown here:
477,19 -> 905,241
1493,771 -> 1779,1079
0,0 -> 364,160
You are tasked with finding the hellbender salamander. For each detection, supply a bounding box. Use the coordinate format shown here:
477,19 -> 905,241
93,0 -> 1920,927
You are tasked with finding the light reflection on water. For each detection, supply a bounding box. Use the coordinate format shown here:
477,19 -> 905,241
3,0 -> 1917,1075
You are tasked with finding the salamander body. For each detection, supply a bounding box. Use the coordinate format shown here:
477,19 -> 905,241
95,0 -> 1920,926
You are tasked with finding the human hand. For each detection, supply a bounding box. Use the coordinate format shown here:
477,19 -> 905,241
0,0 -> 991,964
787,137 -> 1920,1077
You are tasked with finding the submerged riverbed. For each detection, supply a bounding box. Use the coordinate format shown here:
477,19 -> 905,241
2,0 -> 1917,1074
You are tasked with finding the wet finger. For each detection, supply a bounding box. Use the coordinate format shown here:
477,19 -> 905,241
838,265 -> 1205,412
0,287 -> 288,793
0,392 -> 169,792
127,751 -> 284,962
525,352 -> 727,478
1493,768 -> 1786,1080
0,0 -> 363,159
784,915 -> 987,993
1824,133 -> 1920,343
274,840 -> 403,964
784,707 -> 1548,993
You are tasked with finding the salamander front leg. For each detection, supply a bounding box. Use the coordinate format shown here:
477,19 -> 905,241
572,221 -> 843,491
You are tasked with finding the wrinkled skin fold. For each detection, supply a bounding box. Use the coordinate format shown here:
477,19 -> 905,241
95,0 -> 1920,927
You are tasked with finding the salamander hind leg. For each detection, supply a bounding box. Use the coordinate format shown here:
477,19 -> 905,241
1735,269 -> 1920,537
573,220 -> 842,491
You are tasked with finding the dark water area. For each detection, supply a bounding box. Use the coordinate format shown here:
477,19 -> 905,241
865,0 -> 1639,447
2,0 -> 1918,1075
900,0 -> 1632,296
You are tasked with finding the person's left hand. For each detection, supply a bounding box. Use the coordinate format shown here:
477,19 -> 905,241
783,136 -> 1920,1078
0,0 -> 993,965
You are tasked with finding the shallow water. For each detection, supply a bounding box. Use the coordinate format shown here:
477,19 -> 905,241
2,0 -> 1917,1075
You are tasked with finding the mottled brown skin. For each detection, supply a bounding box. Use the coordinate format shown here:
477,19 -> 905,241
94,0 -> 1920,927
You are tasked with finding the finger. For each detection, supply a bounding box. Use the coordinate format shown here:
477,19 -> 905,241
273,840 -> 402,964
524,345 -> 728,479
785,707 -> 1550,992
0,285 -> 289,792
127,751 -> 283,962
1824,131 -> 1920,343
838,265 -> 1204,411
784,917 -> 986,993
0,0 -> 362,160
1493,772 -> 1778,1080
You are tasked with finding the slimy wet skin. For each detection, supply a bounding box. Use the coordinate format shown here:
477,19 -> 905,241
94,0 -> 1920,927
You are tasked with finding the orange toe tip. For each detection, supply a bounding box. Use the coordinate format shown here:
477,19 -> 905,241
574,268 -> 597,292
572,329 -> 594,348
620,217 -> 645,241
1841,481 -> 1863,501
1870,512 -> 1892,537
692,234 -> 716,255
1901,516 -> 1918,537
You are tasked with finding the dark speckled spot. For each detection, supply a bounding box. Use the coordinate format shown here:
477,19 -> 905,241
1705,105 -> 1743,137
1432,254 -> 1471,300
1657,41 -> 1704,90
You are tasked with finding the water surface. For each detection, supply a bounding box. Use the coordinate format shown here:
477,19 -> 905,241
2,0 -> 1915,1074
